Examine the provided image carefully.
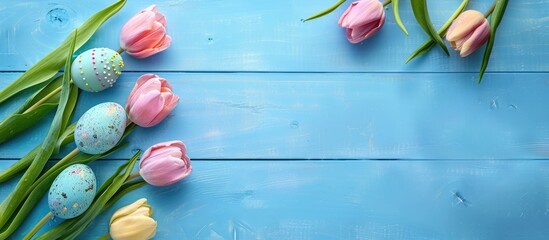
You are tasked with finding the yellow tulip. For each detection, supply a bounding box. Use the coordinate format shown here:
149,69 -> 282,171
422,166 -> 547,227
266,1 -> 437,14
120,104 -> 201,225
109,198 -> 157,240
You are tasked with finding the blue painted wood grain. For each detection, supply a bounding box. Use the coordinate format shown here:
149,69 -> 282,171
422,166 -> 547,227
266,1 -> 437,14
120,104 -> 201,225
1,0 -> 549,239
2,160 -> 549,239
0,0 -> 547,72
2,72 -> 549,160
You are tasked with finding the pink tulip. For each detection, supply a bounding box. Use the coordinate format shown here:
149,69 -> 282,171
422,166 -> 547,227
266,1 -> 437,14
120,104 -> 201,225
446,10 -> 491,57
338,0 -> 385,44
139,141 -> 192,186
126,74 -> 179,127
120,5 -> 172,58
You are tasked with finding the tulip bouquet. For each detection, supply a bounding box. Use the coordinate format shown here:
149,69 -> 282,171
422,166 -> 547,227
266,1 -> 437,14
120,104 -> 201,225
305,0 -> 509,83
0,2 -> 191,240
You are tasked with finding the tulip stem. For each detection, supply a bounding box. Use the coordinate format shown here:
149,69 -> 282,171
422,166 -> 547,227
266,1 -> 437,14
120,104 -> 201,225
116,48 -> 125,54
23,86 -> 62,114
484,0 -> 497,17
23,212 -> 53,240
98,232 -> 110,240
41,148 -> 81,177
126,172 -> 141,181
383,0 -> 391,6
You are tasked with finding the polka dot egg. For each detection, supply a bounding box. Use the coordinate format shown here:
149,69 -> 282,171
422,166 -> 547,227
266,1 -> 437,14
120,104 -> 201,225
48,164 -> 96,219
71,48 -> 124,92
75,102 -> 127,154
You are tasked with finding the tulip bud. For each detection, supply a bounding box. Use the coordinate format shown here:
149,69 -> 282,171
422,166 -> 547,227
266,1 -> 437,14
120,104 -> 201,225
110,198 -> 157,240
126,74 -> 179,127
446,10 -> 491,57
338,0 -> 385,44
120,5 -> 172,58
139,141 -> 192,186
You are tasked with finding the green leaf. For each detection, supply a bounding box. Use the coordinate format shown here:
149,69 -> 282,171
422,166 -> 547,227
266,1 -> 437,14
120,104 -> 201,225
18,75 -> 63,112
0,145 -> 40,183
55,122 -> 76,153
62,83 -> 79,131
392,0 -> 409,35
411,0 -> 449,55
478,0 -> 509,83
0,104 -> 57,144
0,0 -> 127,104
0,121 -> 76,184
0,76 -> 66,145
0,30 -> 77,238
406,0 -> 469,63
104,180 -> 147,210
303,0 -> 346,22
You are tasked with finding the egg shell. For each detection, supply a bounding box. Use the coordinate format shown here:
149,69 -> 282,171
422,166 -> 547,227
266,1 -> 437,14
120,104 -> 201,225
75,102 -> 127,154
48,164 -> 96,219
71,48 -> 124,92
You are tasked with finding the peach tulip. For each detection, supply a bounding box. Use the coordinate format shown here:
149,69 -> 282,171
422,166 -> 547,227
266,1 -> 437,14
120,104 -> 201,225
446,10 -> 491,57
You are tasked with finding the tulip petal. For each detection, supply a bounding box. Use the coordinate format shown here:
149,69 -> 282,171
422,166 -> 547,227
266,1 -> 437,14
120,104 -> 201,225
110,215 -> 157,240
459,21 -> 490,57
148,93 -> 179,126
128,90 -> 165,127
127,78 -> 162,109
140,155 -> 191,186
110,198 -> 148,224
129,35 -> 172,59
346,1 -> 383,28
128,21 -> 166,49
126,74 -> 158,108
120,12 -> 157,49
362,11 -> 385,39
446,10 -> 487,42
140,141 -> 185,164
141,147 -> 183,169
338,1 -> 358,27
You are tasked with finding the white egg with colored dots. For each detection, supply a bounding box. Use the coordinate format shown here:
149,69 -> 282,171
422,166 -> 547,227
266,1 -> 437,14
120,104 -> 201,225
71,48 -> 124,92
74,102 -> 127,154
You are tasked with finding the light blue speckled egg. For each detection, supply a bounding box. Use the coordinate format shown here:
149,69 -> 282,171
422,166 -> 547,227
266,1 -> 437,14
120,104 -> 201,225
71,48 -> 124,92
75,102 -> 127,154
48,164 -> 96,219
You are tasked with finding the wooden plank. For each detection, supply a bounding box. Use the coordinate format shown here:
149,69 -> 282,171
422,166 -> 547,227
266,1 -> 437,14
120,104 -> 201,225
2,159 -> 549,239
0,0 -> 546,72
1,72 -> 549,160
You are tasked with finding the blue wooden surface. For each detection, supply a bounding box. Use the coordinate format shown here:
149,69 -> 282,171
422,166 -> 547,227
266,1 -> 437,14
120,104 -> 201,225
0,0 -> 549,239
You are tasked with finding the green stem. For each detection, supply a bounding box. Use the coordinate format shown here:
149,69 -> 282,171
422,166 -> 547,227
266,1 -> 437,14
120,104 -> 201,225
23,212 -> 53,240
27,148 -> 80,196
22,86 -> 61,114
116,48 -> 125,54
484,0 -> 497,17
126,172 -> 141,181
32,148 -> 80,186
383,0 -> 392,6
303,0 -> 346,22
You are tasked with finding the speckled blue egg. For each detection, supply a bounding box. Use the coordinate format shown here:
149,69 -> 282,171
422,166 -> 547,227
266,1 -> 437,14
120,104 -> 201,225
48,164 -> 96,219
71,48 -> 124,92
75,102 -> 127,154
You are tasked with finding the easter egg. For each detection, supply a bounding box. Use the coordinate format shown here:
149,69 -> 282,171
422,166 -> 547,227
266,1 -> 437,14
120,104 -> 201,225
75,102 -> 127,154
71,48 -> 124,92
48,164 -> 96,219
